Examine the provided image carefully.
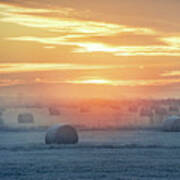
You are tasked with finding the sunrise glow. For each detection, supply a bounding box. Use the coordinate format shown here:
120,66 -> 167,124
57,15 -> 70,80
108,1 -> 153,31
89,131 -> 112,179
0,1 -> 180,98
71,79 -> 112,85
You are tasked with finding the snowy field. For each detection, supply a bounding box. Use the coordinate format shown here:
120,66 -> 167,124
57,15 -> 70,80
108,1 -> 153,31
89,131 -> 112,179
0,129 -> 180,180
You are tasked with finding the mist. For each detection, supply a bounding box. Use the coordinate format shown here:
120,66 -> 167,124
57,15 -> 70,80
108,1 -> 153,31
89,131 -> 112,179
0,94 -> 179,130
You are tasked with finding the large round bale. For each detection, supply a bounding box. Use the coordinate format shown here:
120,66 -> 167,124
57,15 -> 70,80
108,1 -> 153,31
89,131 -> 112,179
163,116 -> 180,132
45,124 -> 78,144
17,113 -> 34,124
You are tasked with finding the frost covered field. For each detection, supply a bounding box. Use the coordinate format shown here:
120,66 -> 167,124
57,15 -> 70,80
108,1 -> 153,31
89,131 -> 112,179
0,129 -> 180,180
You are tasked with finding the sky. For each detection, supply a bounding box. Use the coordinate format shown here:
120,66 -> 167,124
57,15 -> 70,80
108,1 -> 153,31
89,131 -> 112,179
0,0 -> 180,99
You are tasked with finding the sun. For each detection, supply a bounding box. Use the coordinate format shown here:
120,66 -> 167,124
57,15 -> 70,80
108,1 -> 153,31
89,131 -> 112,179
75,79 -> 111,85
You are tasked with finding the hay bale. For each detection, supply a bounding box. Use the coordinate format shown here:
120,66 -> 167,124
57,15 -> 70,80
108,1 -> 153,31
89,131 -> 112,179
49,107 -> 61,116
17,113 -> 34,124
45,124 -> 78,144
163,116 -> 180,131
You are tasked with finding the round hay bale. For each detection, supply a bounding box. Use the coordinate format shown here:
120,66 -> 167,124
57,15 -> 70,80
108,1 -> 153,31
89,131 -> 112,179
17,113 -> 34,124
48,107 -> 61,116
45,124 -> 78,144
163,116 -> 180,132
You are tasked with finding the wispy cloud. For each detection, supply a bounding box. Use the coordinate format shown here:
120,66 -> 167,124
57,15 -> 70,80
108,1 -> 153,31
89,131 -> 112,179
1,2 -> 180,57
161,37 -> 180,47
0,3 -> 155,36
66,78 -> 180,87
161,70 -> 180,77
0,79 -> 24,87
35,78 -> 180,87
4,3 -> 177,57
7,36 -> 180,56
1,63 -> 180,88
1,77 -> 180,88
0,63 -> 123,73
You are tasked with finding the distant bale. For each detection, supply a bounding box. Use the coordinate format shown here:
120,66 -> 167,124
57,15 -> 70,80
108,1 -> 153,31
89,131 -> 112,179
155,107 -> 168,115
0,110 -> 4,126
128,105 -> 138,113
169,106 -> 179,112
80,105 -> 90,113
163,116 -> 180,132
45,124 -> 78,144
17,113 -> 34,124
48,107 -> 61,116
0,117 -> 4,126
140,108 -> 153,117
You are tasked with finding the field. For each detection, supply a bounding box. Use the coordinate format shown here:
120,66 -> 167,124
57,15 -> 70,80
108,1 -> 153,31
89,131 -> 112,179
0,129 -> 180,180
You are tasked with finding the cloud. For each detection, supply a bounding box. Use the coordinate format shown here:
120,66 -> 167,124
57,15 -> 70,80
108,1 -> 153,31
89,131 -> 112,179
0,63 -> 123,73
1,2 -> 180,57
161,37 -> 180,47
0,3 -> 155,36
161,70 -> 180,77
66,78 -> 180,87
44,46 -> 55,49
7,36 -> 180,56
0,63 -> 180,88
0,79 -> 24,87
2,76 -> 178,88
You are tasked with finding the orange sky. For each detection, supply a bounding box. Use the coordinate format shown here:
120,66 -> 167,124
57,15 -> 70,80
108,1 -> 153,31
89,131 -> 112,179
0,0 -> 180,99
